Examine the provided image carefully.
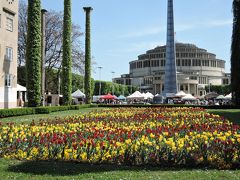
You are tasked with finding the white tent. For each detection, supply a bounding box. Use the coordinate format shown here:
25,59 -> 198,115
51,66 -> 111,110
182,94 -> 196,100
224,93 -> 232,99
146,92 -> 154,99
127,91 -> 144,99
216,95 -> 225,100
141,92 -> 147,99
175,91 -> 186,97
71,89 -> 85,98
17,84 -> 26,91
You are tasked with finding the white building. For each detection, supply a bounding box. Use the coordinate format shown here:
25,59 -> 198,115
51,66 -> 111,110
0,0 -> 18,108
114,43 -> 230,96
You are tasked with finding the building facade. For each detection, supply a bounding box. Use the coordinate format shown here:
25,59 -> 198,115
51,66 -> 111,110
114,43 -> 230,96
0,0 -> 18,108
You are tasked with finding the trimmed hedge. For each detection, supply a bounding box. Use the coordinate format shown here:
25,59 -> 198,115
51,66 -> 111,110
33,104 -> 98,114
0,108 -> 35,118
0,104 -> 98,118
35,106 -> 70,114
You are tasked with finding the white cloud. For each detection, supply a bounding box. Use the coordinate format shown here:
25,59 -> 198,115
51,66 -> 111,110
106,41 -> 164,55
205,19 -> 232,27
117,19 -> 232,40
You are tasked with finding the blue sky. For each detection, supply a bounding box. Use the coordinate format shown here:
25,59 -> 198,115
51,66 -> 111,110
39,0 -> 232,81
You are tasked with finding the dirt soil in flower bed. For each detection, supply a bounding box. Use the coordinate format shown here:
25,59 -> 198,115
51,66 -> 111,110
0,107 -> 239,170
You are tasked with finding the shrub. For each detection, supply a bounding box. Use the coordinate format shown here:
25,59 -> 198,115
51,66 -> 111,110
0,104 -> 98,118
0,108 -> 35,118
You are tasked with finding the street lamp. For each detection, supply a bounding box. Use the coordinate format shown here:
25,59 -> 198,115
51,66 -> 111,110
139,78 -> 142,92
98,66 -> 103,95
208,77 -> 211,93
129,78 -> 133,94
111,71 -> 115,95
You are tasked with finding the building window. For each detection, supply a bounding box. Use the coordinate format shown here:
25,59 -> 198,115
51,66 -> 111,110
180,85 -> 184,91
177,59 -> 180,66
223,79 -> 229,85
6,17 -> 13,31
5,74 -> 13,87
5,47 -> 13,61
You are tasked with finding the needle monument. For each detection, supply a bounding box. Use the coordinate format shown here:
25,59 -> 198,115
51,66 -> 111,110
163,0 -> 178,97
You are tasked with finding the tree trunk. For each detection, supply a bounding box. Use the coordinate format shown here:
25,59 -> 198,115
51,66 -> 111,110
231,0 -> 240,105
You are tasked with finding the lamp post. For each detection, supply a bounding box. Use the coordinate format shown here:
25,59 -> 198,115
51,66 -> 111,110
208,77 -> 211,93
139,78 -> 142,92
98,66 -> 103,95
129,78 -> 133,94
111,71 -> 115,95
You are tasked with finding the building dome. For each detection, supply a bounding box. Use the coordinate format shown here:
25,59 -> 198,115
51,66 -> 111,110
114,43 -> 229,96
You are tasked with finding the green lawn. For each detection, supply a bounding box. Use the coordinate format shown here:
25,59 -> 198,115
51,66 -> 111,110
207,109 -> 240,125
0,159 -> 239,180
0,107 -> 240,179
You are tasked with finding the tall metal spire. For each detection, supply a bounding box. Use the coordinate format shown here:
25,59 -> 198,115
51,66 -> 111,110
163,0 -> 178,96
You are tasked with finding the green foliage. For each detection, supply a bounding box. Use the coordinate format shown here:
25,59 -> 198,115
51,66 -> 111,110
25,0 -> 42,107
84,7 -> 93,104
72,74 -> 84,93
0,105 -> 98,118
0,108 -> 35,118
205,85 -> 231,95
62,0 -> 72,105
93,81 -> 138,96
18,67 -> 84,94
34,106 -> 70,114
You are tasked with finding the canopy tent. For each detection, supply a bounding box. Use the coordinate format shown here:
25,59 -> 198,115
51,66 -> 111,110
204,92 -> 219,99
71,89 -> 85,98
224,93 -> 232,99
216,95 -> 225,100
141,92 -> 148,99
17,84 -> 26,91
175,91 -> 186,97
117,95 -> 126,100
182,94 -> 197,100
127,91 -> 144,99
100,93 -> 116,100
145,92 -> 154,99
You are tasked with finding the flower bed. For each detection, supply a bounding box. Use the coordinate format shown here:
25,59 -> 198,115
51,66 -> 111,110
0,107 -> 239,169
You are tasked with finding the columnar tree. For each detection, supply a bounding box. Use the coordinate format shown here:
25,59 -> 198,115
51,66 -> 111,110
231,0 -> 240,105
26,0 -> 42,107
83,7 -> 93,104
62,0 -> 72,105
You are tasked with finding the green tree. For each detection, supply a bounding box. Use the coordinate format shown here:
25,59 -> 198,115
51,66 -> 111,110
93,81 -> 137,97
83,7 -> 93,104
61,0 -> 72,105
231,0 -> 240,105
205,85 -> 231,95
25,0 -> 41,107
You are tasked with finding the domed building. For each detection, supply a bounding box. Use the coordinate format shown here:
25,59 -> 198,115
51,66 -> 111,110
114,43 -> 230,96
